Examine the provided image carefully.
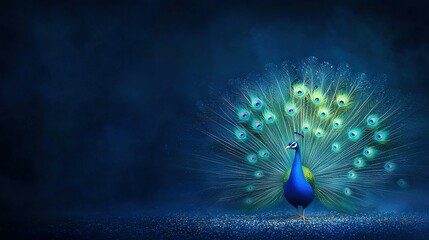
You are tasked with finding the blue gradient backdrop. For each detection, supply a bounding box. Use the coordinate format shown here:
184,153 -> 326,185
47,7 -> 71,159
1,0 -> 429,220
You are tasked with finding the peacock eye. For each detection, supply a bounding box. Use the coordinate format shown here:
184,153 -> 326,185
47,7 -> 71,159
314,97 -> 320,102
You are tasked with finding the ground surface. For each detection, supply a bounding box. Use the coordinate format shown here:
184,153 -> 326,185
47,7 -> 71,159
1,211 -> 429,239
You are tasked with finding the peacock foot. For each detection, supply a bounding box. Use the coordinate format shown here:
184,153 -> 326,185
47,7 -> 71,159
289,214 -> 301,219
299,215 -> 312,221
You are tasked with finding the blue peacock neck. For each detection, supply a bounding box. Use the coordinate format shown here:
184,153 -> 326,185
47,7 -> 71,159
290,147 -> 305,181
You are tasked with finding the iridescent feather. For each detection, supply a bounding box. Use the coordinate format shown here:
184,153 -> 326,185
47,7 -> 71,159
201,57 -> 416,212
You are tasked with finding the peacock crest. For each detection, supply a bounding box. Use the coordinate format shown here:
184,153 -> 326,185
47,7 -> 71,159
201,57 -> 415,213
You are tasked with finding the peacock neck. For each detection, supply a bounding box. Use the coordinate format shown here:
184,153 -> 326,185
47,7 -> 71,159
290,148 -> 305,180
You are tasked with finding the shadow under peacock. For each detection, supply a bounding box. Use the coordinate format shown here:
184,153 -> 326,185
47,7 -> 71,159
202,57 -> 415,219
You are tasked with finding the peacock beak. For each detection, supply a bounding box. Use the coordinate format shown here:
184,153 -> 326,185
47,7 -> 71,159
285,146 -> 290,149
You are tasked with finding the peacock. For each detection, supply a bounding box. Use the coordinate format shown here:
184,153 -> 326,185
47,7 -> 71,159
200,57 -> 417,218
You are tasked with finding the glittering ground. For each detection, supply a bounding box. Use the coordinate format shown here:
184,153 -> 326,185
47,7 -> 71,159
2,211 -> 429,239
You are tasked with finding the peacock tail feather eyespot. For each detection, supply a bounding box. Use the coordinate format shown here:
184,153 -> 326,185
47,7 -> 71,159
293,83 -> 308,98
245,185 -> 255,192
263,110 -> 276,124
331,142 -> 342,152
366,114 -> 380,128
311,90 -> 325,105
246,154 -> 258,164
363,146 -> 377,159
374,130 -> 389,142
384,161 -> 396,172
284,102 -> 298,116
253,170 -> 264,178
332,117 -> 344,129
244,197 -> 254,205
318,107 -> 330,119
344,187 -> 352,196
250,97 -> 263,110
302,122 -> 311,133
397,179 -> 408,188
258,149 -> 270,158
347,170 -> 358,180
353,157 -> 366,168
348,128 -> 362,141
252,119 -> 264,131
314,128 -> 325,138
336,94 -> 350,107
234,128 -> 247,141
237,108 -> 251,121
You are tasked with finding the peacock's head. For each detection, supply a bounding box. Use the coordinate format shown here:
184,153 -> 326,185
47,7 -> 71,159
286,140 -> 299,150
286,131 -> 304,150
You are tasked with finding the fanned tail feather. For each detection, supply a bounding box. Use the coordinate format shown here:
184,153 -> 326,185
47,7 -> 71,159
201,57 -> 416,212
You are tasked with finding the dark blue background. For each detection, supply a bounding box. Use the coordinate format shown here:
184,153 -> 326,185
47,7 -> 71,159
1,0 -> 429,219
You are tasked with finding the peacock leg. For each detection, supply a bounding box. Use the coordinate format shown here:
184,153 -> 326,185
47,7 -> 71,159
289,207 -> 301,219
301,209 -> 311,221
289,206 -> 302,219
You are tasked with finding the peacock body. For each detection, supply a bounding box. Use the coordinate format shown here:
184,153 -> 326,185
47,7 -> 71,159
283,134 -> 314,218
201,57 -> 414,214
